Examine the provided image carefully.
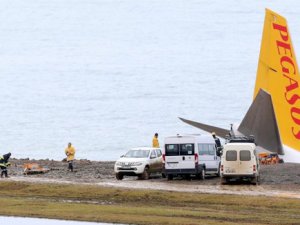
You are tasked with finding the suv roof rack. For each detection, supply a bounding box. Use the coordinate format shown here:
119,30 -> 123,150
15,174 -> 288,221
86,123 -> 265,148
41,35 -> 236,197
225,135 -> 256,144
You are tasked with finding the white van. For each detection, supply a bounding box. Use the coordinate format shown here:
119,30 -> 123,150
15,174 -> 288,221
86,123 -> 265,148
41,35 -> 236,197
220,142 -> 260,184
163,134 -> 220,180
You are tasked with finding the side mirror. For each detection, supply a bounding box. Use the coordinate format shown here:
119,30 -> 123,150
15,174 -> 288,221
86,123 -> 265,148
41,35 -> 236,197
121,155 -> 124,158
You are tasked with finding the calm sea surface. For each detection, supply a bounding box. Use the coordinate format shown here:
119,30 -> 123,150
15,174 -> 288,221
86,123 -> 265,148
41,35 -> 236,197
0,216 -> 123,225
0,0 -> 300,160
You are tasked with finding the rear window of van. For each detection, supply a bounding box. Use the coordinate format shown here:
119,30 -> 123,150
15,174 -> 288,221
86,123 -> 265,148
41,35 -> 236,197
226,150 -> 237,161
165,144 -> 194,156
165,144 -> 179,156
180,144 -> 194,155
240,150 -> 251,161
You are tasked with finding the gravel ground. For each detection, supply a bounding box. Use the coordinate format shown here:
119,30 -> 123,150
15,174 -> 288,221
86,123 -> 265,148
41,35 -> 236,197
4,159 -> 300,193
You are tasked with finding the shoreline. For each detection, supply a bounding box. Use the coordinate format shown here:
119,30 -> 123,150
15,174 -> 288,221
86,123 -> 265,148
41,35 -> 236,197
1,160 -> 300,224
0,180 -> 299,225
1,158 -> 300,198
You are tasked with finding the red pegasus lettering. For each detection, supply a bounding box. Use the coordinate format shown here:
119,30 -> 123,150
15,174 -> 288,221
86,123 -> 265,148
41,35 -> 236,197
273,23 -> 289,41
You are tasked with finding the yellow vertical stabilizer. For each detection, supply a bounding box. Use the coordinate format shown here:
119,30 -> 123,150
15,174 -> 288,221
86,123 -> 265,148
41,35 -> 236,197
254,9 -> 300,152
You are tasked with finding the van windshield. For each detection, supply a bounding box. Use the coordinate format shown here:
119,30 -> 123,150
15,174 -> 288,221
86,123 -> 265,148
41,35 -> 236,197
124,150 -> 150,158
226,150 -> 237,161
165,144 -> 194,156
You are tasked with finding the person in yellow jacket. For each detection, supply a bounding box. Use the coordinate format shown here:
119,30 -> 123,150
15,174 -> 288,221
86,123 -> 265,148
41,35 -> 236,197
152,133 -> 160,148
65,143 -> 75,172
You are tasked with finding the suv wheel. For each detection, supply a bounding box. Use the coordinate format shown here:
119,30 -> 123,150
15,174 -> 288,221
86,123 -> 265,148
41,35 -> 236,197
141,167 -> 150,180
116,173 -> 124,180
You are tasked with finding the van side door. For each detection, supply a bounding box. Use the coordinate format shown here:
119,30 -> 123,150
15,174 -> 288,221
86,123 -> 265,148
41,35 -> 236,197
198,144 -> 219,172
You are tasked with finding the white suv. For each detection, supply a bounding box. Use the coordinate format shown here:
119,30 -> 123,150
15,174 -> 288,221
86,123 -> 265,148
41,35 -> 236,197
114,147 -> 163,180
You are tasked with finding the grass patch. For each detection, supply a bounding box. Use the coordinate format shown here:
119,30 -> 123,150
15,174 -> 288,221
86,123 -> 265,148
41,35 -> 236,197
0,181 -> 299,224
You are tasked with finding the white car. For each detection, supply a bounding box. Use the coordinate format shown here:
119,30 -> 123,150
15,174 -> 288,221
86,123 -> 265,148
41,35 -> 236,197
114,147 -> 163,180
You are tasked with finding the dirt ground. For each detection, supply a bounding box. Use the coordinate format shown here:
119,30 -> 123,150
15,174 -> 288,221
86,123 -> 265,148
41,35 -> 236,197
4,159 -> 300,198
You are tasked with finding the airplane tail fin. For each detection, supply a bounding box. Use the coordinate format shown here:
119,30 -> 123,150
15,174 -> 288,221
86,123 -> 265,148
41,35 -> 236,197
252,9 -> 300,153
180,9 -> 300,155
238,89 -> 283,154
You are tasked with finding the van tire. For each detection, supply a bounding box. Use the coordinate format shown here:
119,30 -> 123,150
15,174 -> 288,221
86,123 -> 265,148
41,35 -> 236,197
141,167 -> 150,180
167,174 -> 173,180
116,173 -> 124,180
184,174 -> 191,180
162,173 -> 166,178
251,176 -> 260,185
216,164 -> 221,177
257,176 -> 260,185
220,177 -> 227,185
200,169 -> 205,180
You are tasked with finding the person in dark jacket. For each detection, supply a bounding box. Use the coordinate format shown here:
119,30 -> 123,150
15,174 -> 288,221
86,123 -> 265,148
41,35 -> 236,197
212,132 -> 223,156
0,152 -> 11,178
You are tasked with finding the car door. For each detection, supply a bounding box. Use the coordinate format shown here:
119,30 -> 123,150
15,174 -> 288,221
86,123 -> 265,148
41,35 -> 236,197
155,149 -> 163,172
149,150 -> 158,172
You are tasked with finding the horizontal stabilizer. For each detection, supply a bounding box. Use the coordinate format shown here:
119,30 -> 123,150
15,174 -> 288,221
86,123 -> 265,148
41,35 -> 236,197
179,117 -> 230,138
238,89 -> 283,154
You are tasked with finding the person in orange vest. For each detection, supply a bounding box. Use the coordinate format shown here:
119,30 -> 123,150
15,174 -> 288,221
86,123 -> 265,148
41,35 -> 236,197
65,143 -> 76,172
152,133 -> 160,148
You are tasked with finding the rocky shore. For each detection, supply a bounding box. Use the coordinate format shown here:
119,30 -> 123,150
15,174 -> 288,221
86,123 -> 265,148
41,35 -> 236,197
8,158 -> 115,183
5,159 -> 300,189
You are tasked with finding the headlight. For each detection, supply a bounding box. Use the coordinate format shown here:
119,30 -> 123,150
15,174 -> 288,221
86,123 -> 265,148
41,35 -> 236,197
115,162 -> 122,166
132,162 -> 143,166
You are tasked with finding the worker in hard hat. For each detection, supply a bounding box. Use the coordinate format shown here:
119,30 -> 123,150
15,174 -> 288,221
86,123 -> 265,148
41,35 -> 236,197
212,132 -> 222,156
65,143 -> 75,172
152,133 -> 160,148
0,152 -> 11,178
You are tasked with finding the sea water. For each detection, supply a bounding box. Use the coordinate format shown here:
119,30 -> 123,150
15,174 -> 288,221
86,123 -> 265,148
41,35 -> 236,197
0,0 -> 300,160
0,216 -> 123,225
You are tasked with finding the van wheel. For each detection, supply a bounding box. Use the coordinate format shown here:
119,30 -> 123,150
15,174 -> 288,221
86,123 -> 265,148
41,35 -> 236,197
257,176 -> 260,185
251,176 -> 259,185
184,174 -> 191,180
116,173 -> 124,180
216,164 -> 221,177
220,177 -> 227,185
200,169 -> 205,180
141,167 -> 150,180
162,173 -> 166,178
167,174 -> 173,180
251,177 -> 257,185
